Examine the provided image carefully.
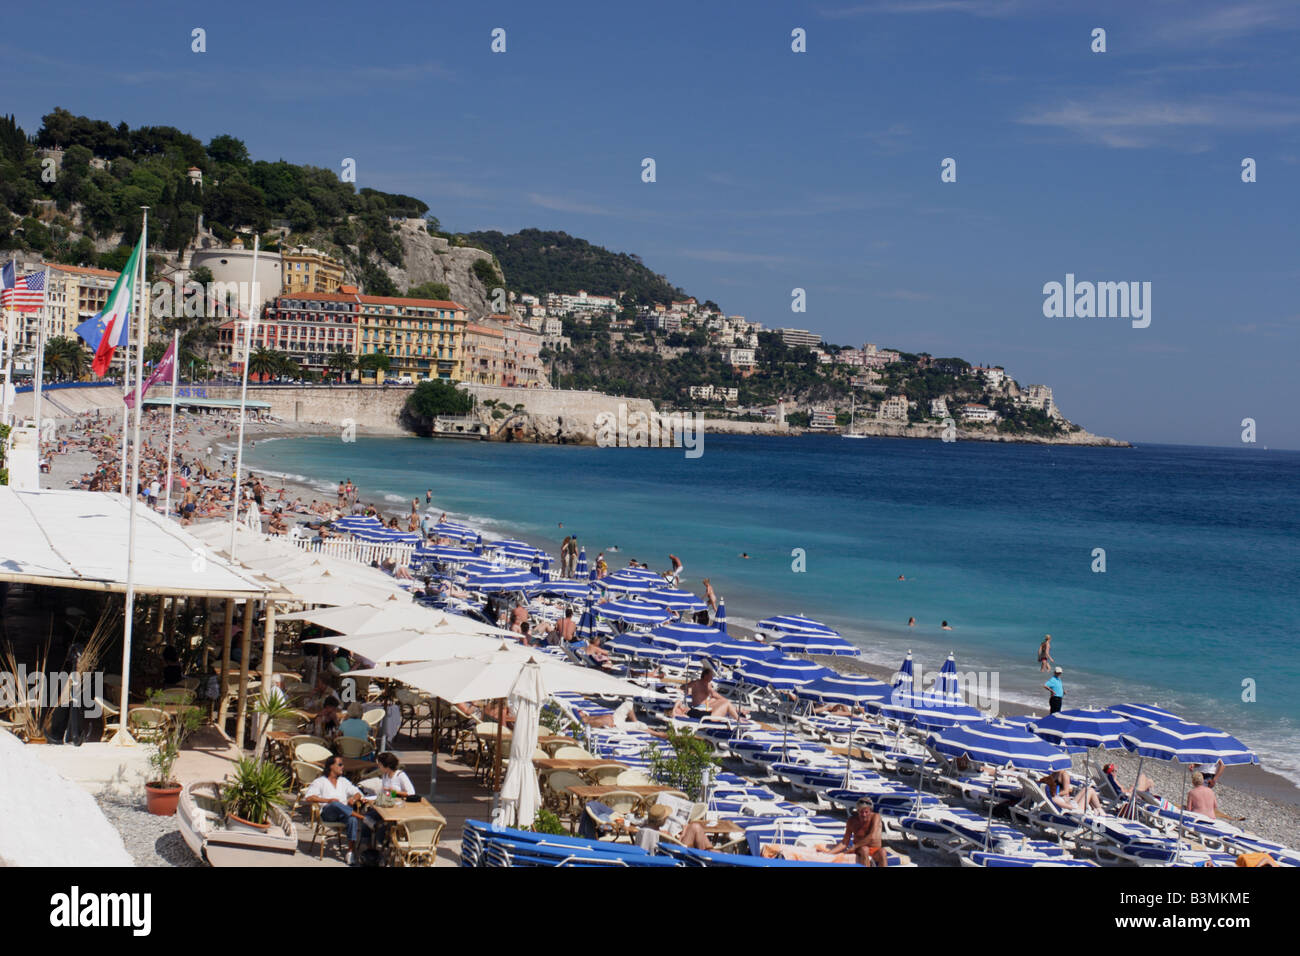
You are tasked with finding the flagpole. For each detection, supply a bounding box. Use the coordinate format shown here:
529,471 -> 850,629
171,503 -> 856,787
33,266 -> 49,485
119,321 -> 131,496
228,235 -> 260,559
164,329 -> 179,518
112,208 -> 148,746
1,257 -> 14,428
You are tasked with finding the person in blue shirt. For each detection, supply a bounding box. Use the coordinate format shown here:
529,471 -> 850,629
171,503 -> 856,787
1044,667 -> 1064,714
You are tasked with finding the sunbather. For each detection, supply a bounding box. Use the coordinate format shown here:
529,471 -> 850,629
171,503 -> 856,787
636,803 -> 711,852
820,797 -> 888,867
677,664 -> 742,720
1043,769 -> 1103,814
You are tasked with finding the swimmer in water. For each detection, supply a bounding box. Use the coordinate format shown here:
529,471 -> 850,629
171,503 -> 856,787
898,574 -> 905,581
907,616 -> 915,627
941,621 -> 952,630
740,553 -> 751,559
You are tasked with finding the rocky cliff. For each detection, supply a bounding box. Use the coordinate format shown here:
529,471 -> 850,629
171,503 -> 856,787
375,219 -> 498,316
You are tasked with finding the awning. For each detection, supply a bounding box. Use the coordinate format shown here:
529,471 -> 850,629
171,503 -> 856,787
0,488 -> 274,599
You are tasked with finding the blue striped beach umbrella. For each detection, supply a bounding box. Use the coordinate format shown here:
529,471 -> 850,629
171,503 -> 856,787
701,641 -> 780,666
461,569 -> 538,592
927,721 -> 1072,773
1111,702 -> 1183,727
588,567 -> 598,582
647,620 -> 724,651
796,673 -> 891,706
414,545 -> 478,563
525,580 -> 596,600
607,634 -> 690,664
641,588 -> 708,613
756,614 -> 840,637
599,578 -> 658,596
1120,720 -> 1257,766
432,522 -> 477,542
893,651 -> 915,695
472,533 -> 484,556
607,566 -> 663,582
873,680 -> 984,729
714,598 -> 727,634
932,654 -> 962,704
734,655 -> 836,690
592,600 -> 672,627
769,632 -> 860,657
575,547 -> 588,577
1119,718 -> 1257,860
1033,709 -> 1141,753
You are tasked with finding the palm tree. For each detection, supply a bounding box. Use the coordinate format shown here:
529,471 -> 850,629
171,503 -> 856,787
327,348 -> 356,383
247,346 -> 279,380
43,336 -> 88,381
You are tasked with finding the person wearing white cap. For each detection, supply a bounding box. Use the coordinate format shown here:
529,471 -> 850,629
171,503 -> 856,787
1044,666 -> 1064,714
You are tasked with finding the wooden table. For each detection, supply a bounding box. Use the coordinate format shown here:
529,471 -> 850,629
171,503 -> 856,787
370,797 -> 445,826
534,758 -> 628,772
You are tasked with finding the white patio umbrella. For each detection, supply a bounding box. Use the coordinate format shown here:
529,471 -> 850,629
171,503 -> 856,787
280,602 -> 514,638
281,574 -> 408,607
302,628 -> 508,664
352,645 -> 664,797
494,661 -> 545,828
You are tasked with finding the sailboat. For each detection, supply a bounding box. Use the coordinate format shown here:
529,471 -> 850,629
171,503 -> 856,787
842,391 -> 868,439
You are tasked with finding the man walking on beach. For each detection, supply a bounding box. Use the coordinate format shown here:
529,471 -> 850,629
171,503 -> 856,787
1044,666 -> 1064,714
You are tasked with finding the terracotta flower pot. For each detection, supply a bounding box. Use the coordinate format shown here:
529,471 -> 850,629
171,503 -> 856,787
145,782 -> 183,816
225,811 -> 270,834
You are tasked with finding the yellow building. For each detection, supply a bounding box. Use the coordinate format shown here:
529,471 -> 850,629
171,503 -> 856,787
356,294 -> 467,381
282,246 -> 345,294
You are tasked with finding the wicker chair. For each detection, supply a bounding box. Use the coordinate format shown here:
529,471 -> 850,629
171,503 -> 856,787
387,816 -> 445,867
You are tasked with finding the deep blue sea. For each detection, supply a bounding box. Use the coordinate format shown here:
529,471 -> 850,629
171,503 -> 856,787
246,434 -> 1300,785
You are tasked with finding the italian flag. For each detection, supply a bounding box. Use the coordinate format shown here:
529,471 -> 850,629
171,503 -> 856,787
91,235 -> 143,377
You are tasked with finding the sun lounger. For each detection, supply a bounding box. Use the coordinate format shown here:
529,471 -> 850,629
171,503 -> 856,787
461,819 -> 678,868
961,851 -> 1097,867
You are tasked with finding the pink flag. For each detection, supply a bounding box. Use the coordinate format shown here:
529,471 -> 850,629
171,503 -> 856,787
124,338 -> 177,409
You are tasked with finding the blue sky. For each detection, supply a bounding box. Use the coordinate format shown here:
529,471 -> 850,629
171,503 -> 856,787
3,0 -> 1298,447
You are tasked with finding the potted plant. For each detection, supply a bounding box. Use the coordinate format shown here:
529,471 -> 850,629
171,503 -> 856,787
222,757 -> 291,833
144,692 -> 203,816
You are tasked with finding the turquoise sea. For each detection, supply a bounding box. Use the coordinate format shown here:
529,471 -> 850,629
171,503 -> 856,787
246,434 -> 1300,786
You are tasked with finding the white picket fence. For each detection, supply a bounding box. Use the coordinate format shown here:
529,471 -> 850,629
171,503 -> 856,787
290,533 -> 415,567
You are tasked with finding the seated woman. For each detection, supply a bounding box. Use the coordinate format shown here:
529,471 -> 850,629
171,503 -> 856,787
1043,769 -> 1103,814
635,802 -> 711,852
338,702 -> 371,742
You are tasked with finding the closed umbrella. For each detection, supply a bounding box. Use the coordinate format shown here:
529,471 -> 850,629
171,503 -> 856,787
494,661 -> 545,828
575,547 -> 588,577
714,598 -> 727,634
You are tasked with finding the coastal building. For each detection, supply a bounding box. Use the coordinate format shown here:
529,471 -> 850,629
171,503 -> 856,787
492,317 -> 544,387
975,365 -> 1007,387
189,243 -> 284,314
778,328 -> 821,348
259,291 -> 360,377
719,387 -> 738,404
961,402 -> 997,423
809,408 -> 837,429
462,322 -> 507,385
860,343 -> 902,368
850,369 -> 882,387
548,289 -> 618,314
642,311 -> 682,334
930,398 -> 949,418
727,347 -> 756,369
877,394 -> 909,421
356,294 -> 467,381
7,260 -> 123,372
688,384 -> 715,400
281,246 -> 345,294
1024,384 -> 1054,415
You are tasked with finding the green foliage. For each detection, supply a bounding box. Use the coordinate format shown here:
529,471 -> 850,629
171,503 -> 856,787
358,350 -> 391,372
402,380 -> 474,434
645,725 -> 720,801
471,257 -> 502,291
462,228 -> 683,305
145,689 -> 203,787
360,260 -> 398,296
0,422 -> 10,484
327,347 -> 356,381
222,757 -> 291,825
531,808 -> 566,835
406,281 -> 451,300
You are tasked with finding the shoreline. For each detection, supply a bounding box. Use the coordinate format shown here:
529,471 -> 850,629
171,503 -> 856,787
215,423 -> 1300,832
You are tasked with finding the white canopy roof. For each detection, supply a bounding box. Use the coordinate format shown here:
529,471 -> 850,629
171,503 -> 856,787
187,523 -> 410,606
0,488 -> 273,598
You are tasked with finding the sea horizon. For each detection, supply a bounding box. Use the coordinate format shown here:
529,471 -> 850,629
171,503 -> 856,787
245,432 -> 1300,789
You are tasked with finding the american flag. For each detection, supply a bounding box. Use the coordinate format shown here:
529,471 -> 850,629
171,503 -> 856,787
0,263 -> 45,312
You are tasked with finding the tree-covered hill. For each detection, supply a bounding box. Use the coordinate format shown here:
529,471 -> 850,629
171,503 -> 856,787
460,228 -> 683,305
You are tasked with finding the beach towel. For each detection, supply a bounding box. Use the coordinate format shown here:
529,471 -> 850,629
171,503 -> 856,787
1235,852 -> 1279,867
760,844 -> 856,865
